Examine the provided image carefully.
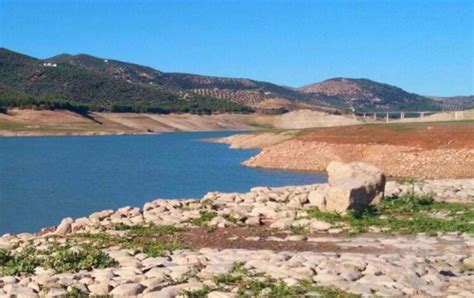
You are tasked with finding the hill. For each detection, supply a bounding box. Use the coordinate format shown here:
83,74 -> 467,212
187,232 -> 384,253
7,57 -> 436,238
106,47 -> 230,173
428,95 -> 474,110
46,52 -> 322,111
1,48 -> 465,114
0,48 -> 254,114
299,78 -> 441,112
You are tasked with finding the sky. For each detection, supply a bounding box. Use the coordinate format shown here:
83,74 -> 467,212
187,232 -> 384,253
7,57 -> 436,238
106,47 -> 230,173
0,0 -> 472,96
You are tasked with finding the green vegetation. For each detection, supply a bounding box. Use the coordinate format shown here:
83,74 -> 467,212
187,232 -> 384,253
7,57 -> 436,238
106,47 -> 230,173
0,48 -> 255,115
0,246 -> 38,276
42,243 -> 117,273
0,244 -> 117,276
1,48 -> 455,117
114,223 -> 182,235
182,262 -> 358,298
190,210 -> 217,226
307,193 -> 474,235
76,224 -> 186,257
0,87 -> 90,114
0,86 -> 254,115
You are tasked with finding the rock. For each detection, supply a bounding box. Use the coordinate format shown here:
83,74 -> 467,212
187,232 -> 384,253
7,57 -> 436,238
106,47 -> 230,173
313,272 -> 344,283
208,216 -> 235,228
310,220 -> 332,231
140,277 -> 166,292
208,291 -> 238,298
462,257 -> 474,270
199,263 -> 234,279
308,185 -> 329,211
110,283 -> 145,296
144,282 -> 203,298
2,276 -> 17,284
286,235 -> 307,241
68,283 -> 89,295
269,218 -> 293,229
54,217 -> 73,235
244,236 -> 260,241
6,286 -> 37,296
87,283 -> 112,295
45,287 -> 68,297
89,210 -> 113,221
245,216 -> 261,226
71,217 -> 92,232
325,161 -> 386,214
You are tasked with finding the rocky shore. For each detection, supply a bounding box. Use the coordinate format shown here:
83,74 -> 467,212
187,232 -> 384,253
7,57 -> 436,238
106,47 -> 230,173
1,162 -> 473,297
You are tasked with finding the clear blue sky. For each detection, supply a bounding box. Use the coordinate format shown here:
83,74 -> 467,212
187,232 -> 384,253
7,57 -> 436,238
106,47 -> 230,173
1,0 -> 472,96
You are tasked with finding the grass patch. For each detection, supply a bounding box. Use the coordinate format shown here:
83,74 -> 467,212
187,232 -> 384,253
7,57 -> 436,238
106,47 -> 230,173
396,177 -> 423,185
0,246 -> 38,276
76,224 -> 186,257
307,193 -> 474,235
0,243 -> 117,276
115,223 -> 182,236
237,279 -> 358,298
211,263 -> 356,297
42,243 -> 117,273
190,210 -> 216,226
180,286 -> 212,298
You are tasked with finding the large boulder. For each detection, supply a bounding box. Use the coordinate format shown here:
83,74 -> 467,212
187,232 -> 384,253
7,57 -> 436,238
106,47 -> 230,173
54,217 -> 73,235
325,161 -> 386,214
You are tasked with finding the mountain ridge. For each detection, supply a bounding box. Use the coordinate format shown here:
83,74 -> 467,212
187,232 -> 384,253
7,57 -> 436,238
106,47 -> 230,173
1,48 -> 470,114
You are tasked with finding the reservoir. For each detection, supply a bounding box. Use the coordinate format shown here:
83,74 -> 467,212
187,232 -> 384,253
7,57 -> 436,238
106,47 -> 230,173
0,132 -> 325,234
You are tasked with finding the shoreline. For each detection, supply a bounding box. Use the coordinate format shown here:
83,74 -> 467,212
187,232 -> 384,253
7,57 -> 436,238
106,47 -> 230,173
1,177 -> 473,296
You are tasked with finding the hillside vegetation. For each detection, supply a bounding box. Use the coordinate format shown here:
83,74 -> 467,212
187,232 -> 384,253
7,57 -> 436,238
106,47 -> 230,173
0,49 -> 253,115
299,78 -> 442,112
1,48 -> 470,115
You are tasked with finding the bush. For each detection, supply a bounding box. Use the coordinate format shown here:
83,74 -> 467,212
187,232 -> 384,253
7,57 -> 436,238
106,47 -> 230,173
0,244 -> 117,276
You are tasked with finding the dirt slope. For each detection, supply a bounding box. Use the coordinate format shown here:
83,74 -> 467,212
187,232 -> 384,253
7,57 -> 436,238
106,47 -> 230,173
224,121 -> 474,179
0,109 -> 366,136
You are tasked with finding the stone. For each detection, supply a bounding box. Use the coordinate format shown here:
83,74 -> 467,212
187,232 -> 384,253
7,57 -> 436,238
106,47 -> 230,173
310,220 -> 332,231
270,218 -> 293,229
286,235 -> 307,241
45,287 -> 68,297
313,272 -> 344,283
325,161 -> 386,214
244,236 -> 260,241
6,286 -> 37,296
89,209 -> 114,221
308,186 -> 329,211
2,276 -> 17,284
110,283 -> 145,296
144,282 -> 203,298
208,291 -> 238,298
462,257 -> 474,270
140,277 -> 166,292
54,217 -> 73,235
245,216 -> 261,226
87,283 -> 112,295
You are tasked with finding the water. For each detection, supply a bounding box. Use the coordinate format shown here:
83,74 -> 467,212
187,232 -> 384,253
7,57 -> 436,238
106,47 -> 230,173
0,132 -> 325,234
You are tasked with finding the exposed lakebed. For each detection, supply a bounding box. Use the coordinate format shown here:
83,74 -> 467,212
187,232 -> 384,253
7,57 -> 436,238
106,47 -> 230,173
0,131 -> 325,234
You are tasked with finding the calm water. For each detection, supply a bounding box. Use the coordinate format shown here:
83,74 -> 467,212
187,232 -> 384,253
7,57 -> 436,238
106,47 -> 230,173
0,132 -> 325,234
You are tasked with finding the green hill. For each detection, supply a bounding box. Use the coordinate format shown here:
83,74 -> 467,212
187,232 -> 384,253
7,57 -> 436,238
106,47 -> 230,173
0,48 -> 253,114
1,48 -> 461,114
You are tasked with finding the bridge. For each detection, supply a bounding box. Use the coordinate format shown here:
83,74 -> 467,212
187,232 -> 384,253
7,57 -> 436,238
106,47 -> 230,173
354,110 -> 466,122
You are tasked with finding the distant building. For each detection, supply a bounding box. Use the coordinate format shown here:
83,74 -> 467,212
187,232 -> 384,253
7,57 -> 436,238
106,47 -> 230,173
42,62 -> 57,67
104,59 -> 108,63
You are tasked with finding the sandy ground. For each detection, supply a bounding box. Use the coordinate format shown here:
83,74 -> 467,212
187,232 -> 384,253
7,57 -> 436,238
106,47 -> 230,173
0,109 -> 363,136
212,131 -> 298,149
0,109 -> 257,136
222,121 -> 474,179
